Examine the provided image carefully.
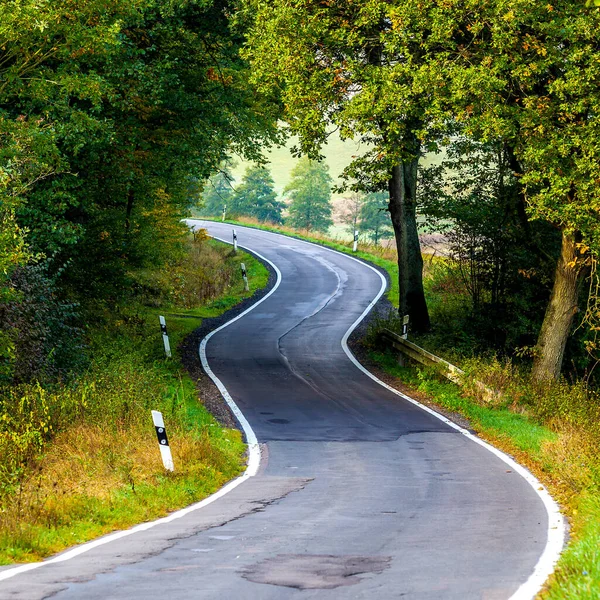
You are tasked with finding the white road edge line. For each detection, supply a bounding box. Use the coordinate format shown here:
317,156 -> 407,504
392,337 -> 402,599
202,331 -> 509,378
0,235 -> 281,584
196,220 -> 565,600
198,237 -> 283,478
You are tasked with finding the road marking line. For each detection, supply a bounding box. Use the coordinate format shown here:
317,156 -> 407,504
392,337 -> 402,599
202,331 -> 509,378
198,239 -> 282,477
196,220 -> 565,600
0,237 -> 281,583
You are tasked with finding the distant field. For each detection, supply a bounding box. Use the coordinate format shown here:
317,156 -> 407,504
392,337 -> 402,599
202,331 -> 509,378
229,130 -> 443,203
223,129 -> 446,242
230,130 -> 365,200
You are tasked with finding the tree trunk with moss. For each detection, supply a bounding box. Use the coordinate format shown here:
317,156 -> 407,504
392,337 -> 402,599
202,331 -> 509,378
532,230 -> 589,382
388,142 -> 430,333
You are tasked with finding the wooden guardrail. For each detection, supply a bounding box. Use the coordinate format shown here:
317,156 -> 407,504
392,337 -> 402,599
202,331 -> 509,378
379,329 -> 499,403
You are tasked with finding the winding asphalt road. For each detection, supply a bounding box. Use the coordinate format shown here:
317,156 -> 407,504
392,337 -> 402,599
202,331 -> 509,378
0,222 -> 562,600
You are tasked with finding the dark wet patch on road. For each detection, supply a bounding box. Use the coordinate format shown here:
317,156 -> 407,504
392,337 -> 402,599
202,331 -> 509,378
241,554 -> 391,589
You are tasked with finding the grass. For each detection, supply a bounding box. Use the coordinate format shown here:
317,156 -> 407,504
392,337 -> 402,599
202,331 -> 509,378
0,236 -> 270,565
369,351 -> 557,459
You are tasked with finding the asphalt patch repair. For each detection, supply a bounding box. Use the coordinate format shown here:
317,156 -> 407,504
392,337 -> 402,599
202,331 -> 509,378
241,554 -> 391,589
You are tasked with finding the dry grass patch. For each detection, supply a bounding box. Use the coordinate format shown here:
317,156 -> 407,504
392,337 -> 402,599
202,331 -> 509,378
0,419 -> 244,563
0,238 -> 268,564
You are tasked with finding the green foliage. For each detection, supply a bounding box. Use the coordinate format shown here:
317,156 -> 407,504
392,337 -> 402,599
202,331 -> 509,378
0,262 -> 85,385
198,165 -> 236,217
243,0 -> 440,187
230,165 -> 283,223
0,0 -> 280,389
360,192 -> 393,245
418,140 -> 562,355
245,0 -> 600,376
243,0 -> 438,329
0,0 -> 280,327
284,158 -> 333,232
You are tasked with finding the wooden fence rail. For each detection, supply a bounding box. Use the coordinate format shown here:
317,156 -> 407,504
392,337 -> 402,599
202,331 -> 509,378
379,329 -> 499,403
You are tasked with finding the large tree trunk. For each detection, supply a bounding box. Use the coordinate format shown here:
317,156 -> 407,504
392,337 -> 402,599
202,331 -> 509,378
532,230 -> 588,382
388,146 -> 430,333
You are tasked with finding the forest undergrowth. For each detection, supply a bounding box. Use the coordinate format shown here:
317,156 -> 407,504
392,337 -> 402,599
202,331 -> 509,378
0,235 -> 269,564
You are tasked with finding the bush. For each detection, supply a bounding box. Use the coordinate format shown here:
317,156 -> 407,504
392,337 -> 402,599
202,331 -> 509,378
0,262 -> 85,385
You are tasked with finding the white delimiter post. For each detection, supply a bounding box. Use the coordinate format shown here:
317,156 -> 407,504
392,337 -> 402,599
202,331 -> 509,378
159,315 -> 172,358
353,230 -> 359,252
222,204 -> 226,222
233,229 -> 238,253
151,410 -> 174,471
402,314 -> 409,340
241,262 -> 249,291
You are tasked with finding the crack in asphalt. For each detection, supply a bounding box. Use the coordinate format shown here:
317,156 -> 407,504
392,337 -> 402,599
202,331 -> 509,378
38,478 -> 313,600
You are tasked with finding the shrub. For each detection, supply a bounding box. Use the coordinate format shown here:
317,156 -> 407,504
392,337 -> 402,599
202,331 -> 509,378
0,262 -> 85,385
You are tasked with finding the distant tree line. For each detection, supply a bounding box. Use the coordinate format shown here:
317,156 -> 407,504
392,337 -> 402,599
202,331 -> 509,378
198,157 -> 334,233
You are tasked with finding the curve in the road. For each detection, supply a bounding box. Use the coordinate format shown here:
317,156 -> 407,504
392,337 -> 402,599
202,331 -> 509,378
0,222 -> 565,600
208,223 -> 565,600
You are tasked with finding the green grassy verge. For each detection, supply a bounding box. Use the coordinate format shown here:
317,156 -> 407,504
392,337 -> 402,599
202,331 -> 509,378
0,240 -> 269,564
369,351 -> 558,459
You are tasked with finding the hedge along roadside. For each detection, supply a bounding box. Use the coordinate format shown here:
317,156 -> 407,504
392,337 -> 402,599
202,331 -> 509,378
0,237 -> 270,565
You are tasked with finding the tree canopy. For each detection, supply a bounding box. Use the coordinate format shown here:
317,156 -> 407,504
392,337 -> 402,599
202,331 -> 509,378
245,0 -> 600,379
244,0 -> 435,332
231,165 -> 284,223
284,158 -> 333,233
0,0 -> 280,382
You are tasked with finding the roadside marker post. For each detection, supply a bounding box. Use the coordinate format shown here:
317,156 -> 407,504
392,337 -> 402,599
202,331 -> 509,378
402,314 -> 409,340
353,230 -> 359,253
159,315 -> 172,358
233,229 -> 238,253
241,262 -> 249,291
222,204 -> 226,222
151,410 -> 174,472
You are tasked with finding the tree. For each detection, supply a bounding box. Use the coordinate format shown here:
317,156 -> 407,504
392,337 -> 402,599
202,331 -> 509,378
339,193 -> 363,238
244,0 -> 435,331
284,158 -> 333,233
199,164 -> 236,217
360,192 -> 393,246
419,139 -> 559,353
408,0 -> 600,380
231,165 -> 284,223
2,0 -> 280,295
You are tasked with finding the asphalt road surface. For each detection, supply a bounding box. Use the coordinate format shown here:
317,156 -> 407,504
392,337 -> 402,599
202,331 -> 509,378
0,222 -> 560,600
